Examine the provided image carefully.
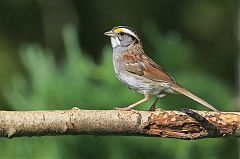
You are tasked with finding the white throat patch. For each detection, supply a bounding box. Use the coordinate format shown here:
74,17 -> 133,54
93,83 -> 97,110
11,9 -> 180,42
110,37 -> 121,48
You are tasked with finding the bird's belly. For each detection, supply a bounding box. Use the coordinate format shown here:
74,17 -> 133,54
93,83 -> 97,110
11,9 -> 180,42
117,72 -> 164,96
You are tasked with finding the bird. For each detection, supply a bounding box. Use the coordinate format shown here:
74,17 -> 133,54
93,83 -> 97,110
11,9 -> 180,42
104,26 -> 219,112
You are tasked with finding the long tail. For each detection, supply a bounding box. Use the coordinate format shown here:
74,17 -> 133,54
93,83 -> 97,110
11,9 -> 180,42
171,84 -> 219,112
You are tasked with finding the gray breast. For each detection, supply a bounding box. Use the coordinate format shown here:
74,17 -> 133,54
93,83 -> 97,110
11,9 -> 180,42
112,48 -> 165,96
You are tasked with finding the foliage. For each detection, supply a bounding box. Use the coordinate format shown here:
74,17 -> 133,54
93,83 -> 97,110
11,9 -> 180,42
1,25 -> 236,159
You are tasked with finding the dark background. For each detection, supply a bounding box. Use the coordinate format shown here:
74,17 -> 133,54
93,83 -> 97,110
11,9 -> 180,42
0,0 -> 238,158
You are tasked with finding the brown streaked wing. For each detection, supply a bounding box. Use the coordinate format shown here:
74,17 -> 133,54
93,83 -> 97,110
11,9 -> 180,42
121,52 -> 176,83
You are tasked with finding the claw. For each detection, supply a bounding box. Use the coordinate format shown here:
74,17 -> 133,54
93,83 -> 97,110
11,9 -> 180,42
149,97 -> 159,111
149,105 -> 156,111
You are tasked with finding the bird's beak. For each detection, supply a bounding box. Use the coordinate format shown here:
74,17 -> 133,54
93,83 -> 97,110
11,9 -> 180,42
104,30 -> 115,37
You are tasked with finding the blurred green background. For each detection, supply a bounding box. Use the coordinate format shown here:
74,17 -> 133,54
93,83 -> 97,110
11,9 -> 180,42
0,0 -> 238,159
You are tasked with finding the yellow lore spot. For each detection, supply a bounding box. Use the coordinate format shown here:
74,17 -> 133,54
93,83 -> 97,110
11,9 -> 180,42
113,28 -> 123,33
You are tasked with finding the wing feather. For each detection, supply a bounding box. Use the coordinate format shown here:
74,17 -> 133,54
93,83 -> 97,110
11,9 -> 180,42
121,51 -> 175,83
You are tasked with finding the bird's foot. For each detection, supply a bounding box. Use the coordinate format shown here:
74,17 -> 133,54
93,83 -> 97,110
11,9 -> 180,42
149,106 -> 163,111
149,104 -> 156,111
149,103 -> 164,111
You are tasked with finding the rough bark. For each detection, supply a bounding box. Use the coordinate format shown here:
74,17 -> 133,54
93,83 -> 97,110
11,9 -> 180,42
0,108 -> 239,139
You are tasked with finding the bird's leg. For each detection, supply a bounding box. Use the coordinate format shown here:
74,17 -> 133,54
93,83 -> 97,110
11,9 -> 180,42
115,94 -> 150,111
126,94 -> 150,110
149,97 -> 159,111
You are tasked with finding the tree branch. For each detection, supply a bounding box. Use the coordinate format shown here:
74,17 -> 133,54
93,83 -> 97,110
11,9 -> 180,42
0,108 -> 239,139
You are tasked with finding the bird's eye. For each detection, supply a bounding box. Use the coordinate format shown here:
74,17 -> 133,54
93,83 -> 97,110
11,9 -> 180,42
119,32 -> 124,36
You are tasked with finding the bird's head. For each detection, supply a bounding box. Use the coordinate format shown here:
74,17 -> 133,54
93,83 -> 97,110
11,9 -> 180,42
104,26 -> 141,48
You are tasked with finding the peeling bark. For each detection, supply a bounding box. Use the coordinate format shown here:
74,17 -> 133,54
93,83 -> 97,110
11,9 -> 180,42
0,108 -> 239,139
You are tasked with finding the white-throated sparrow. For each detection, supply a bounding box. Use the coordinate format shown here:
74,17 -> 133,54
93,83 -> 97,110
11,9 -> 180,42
104,26 -> 219,112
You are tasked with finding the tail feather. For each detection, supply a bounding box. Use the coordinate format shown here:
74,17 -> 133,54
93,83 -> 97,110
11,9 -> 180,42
171,84 -> 219,112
